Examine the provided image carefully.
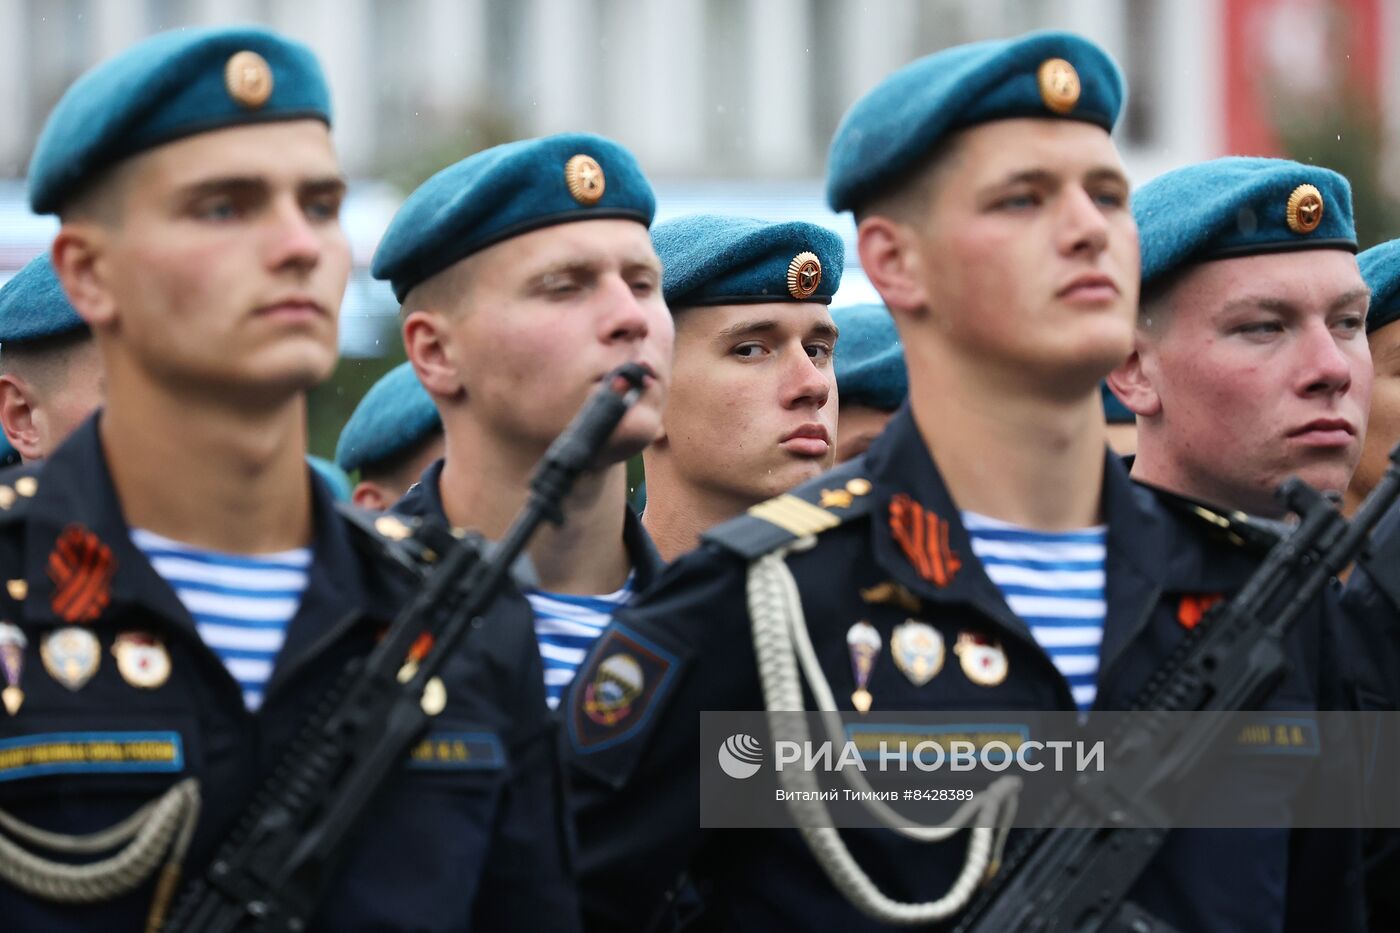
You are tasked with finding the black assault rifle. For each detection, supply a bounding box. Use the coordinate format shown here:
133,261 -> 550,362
951,443 -> 1400,933
161,363 -> 650,933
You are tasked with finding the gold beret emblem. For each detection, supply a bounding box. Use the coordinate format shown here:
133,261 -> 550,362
565,154 -> 606,205
787,251 -> 822,300
225,50 -> 274,109
1285,184 -> 1324,235
1037,58 -> 1080,115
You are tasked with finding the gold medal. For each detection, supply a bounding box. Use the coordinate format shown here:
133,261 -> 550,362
112,631 -> 171,689
954,631 -> 1008,687
40,626 -> 100,691
847,621 -> 881,713
891,620 -> 944,687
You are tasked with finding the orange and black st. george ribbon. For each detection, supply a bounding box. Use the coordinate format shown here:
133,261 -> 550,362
48,524 -> 115,624
1176,592 -> 1223,630
889,493 -> 962,588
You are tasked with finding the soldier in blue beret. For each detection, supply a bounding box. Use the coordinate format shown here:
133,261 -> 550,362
1107,157 -> 1370,517
1345,238 -> 1400,512
334,361 -> 444,510
0,254 -> 103,461
640,214 -> 842,561
377,133 -> 671,716
2,25 -> 576,932
829,302 -> 906,462
568,32 -> 1364,933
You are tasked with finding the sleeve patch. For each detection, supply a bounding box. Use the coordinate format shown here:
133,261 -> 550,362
569,624 -> 680,755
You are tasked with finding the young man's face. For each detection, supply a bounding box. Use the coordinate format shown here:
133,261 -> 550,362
658,302 -> 838,503
909,118 -> 1139,391
1353,322 -> 1400,503
1135,250 -> 1372,513
93,120 -> 349,400
438,219 -> 673,461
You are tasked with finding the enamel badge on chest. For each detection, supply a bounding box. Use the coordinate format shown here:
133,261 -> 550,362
954,631 -> 1008,687
40,626 -> 100,691
0,622 -> 25,714
112,631 -> 171,690
846,621 -> 882,712
891,620 -> 944,687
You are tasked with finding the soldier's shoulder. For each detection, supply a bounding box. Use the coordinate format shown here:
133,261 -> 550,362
700,456 -> 876,561
0,460 -> 48,529
334,502 -> 460,579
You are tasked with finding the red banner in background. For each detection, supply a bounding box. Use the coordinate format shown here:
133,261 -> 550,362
1222,0 -> 1381,156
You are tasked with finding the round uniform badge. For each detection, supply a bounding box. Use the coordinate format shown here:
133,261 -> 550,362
41,626 -> 100,691
584,652 -> 645,726
1286,183 -> 1324,235
565,154 -> 606,206
1037,57 -> 1081,114
225,50 -> 274,109
786,252 -> 822,300
954,631 -> 1008,687
891,620 -> 944,687
112,631 -> 171,690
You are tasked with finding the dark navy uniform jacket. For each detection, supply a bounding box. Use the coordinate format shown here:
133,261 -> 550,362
394,458 -> 666,619
566,405 -> 1364,933
0,416 -> 578,932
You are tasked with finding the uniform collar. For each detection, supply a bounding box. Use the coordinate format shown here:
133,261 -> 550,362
860,404 -> 1217,677
394,457 -> 664,590
21,413 -> 405,687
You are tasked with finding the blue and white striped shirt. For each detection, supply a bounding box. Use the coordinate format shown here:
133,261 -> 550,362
527,574 -> 635,710
132,528 -> 310,711
962,512 -> 1107,711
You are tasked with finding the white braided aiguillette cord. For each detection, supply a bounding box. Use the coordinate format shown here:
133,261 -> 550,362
748,541 -> 1017,925
0,777 -> 200,903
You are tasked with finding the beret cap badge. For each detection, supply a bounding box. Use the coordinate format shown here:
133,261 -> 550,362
786,251 -> 823,300
1037,57 -> 1081,114
565,154 -> 606,205
225,50 -> 274,109
1285,183 -> 1325,235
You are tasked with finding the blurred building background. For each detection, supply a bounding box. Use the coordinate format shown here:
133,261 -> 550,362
0,0 -> 1396,456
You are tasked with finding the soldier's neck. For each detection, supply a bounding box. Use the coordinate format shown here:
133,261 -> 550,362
438,431 -> 632,595
640,454 -> 752,563
100,382 -> 314,553
907,359 -> 1106,531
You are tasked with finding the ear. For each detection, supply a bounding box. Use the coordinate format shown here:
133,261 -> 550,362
402,310 -> 465,402
351,481 -> 389,511
1106,338 -> 1162,418
0,375 -> 44,462
856,215 -> 927,319
51,223 -> 118,328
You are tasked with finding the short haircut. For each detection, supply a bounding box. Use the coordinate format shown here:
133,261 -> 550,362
0,328 -> 96,398
358,426 -> 444,488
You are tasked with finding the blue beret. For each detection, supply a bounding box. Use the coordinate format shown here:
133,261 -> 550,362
0,254 -> 87,344
830,303 -> 907,411
653,215 -> 844,308
307,455 -> 352,503
827,31 -> 1124,213
335,362 -> 442,474
1359,239 -> 1400,335
1136,157 -> 1356,292
373,133 -> 656,302
29,25 -> 331,215
0,433 -> 17,468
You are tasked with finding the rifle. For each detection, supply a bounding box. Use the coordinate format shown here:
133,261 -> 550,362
952,444 -> 1400,933
161,363 -> 650,933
